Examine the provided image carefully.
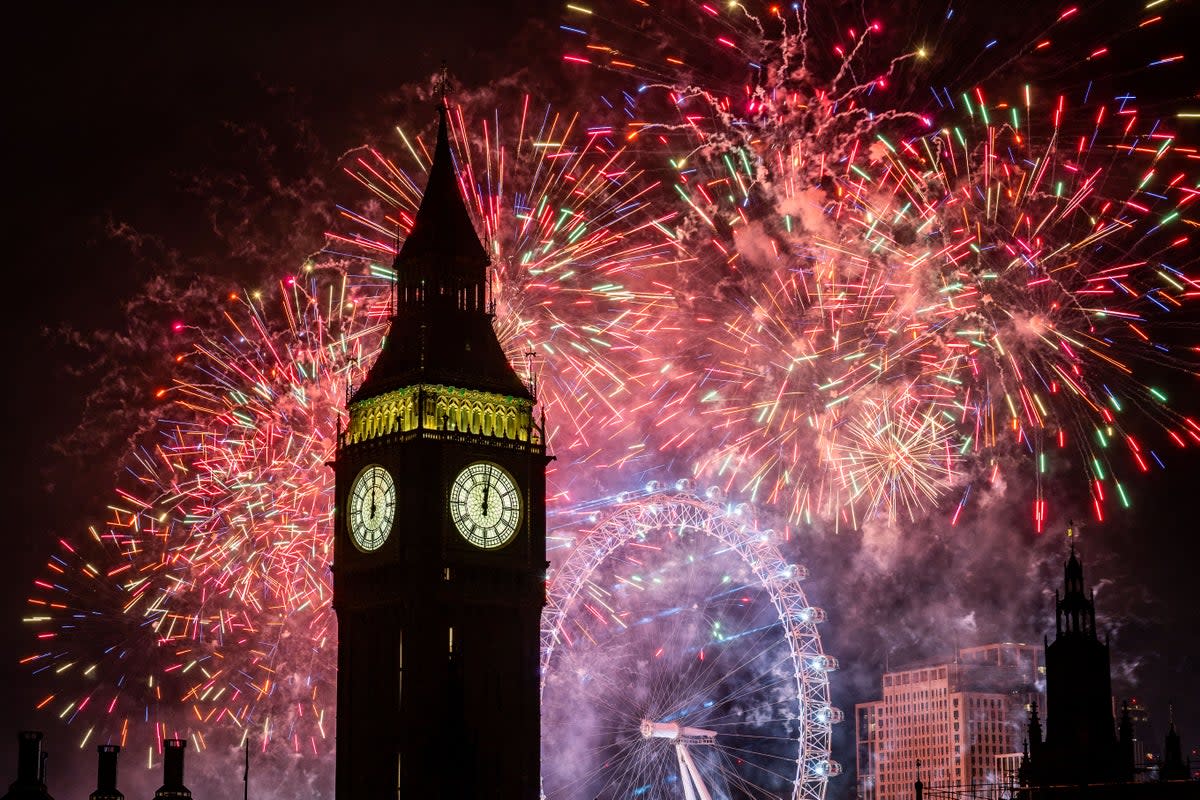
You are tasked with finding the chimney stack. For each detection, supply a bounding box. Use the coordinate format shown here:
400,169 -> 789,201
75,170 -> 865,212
16,733 -> 40,786
0,731 -> 54,800
90,746 -> 122,800
152,740 -> 191,800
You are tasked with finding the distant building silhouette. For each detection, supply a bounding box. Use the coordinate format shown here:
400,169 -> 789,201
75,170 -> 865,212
1023,544 -> 1130,786
1160,716 -> 1188,783
1017,545 -> 1195,798
0,736 -> 204,800
1123,697 -> 1152,776
855,642 -> 1044,799
856,543 -> 1195,800
0,732 -> 53,800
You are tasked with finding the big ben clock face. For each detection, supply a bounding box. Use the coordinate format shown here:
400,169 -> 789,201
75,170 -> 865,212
449,462 -> 521,549
348,464 -> 396,552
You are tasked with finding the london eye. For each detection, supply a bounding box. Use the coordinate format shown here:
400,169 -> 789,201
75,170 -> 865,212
541,483 -> 842,799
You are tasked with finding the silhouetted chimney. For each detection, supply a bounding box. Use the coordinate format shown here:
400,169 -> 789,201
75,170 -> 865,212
16,734 -> 39,786
90,745 -> 122,800
0,731 -> 54,800
152,740 -> 191,800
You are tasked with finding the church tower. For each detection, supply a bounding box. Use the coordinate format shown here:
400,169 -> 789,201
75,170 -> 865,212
332,98 -> 548,799
1039,544 -> 1124,785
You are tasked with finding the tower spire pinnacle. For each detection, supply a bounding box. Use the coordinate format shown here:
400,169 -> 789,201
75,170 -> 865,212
1055,541 -> 1095,637
386,67 -> 489,315
437,61 -> 449,111
348,74 -> 529,404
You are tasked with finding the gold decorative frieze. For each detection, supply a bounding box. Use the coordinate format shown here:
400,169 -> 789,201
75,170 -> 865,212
345,384 -> 536,446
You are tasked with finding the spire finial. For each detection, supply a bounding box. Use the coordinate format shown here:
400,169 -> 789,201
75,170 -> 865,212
437,62 -> 449,111
524,346 -> 539,400
433,63 -> 451,161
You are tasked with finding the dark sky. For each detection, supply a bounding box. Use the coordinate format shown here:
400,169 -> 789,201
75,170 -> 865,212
3,2 -> 1197,799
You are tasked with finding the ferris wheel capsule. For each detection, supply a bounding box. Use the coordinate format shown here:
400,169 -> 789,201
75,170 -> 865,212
812,706 -> 845,725
795,606 -> 827,624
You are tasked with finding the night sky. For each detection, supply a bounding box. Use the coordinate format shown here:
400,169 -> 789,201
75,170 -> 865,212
3,2 -> 1197,799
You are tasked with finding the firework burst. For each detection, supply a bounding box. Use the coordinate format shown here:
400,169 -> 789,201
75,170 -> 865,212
23,274 -> 380,757
561,0 -> 1200,529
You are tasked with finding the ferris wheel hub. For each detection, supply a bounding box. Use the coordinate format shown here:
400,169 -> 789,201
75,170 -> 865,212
640,720 -> 718,742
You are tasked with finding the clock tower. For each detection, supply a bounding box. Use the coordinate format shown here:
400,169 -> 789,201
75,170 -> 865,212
332,100 -> 548,799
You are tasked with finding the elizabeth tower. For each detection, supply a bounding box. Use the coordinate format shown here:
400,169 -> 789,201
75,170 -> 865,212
332,101 -> 548,799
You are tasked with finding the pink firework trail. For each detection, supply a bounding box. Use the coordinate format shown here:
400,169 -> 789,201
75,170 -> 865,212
327,92 -> 684,484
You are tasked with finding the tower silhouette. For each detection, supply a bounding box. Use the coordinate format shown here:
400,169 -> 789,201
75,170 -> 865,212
1161,712 -> 1188,782
331,95 -> 549,799
1029,545 -> 1130,786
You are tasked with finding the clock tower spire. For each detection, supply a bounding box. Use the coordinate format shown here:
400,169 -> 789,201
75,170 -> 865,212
332,93 -> 548,800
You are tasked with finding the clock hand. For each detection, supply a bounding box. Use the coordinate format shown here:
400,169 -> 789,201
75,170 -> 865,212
481,481 -> 490,517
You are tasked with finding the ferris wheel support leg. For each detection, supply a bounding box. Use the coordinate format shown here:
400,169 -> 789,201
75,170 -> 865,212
675,744 -> 699,800
676,742 -> 714,800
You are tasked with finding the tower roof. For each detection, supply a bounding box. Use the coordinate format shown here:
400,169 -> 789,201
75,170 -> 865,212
394,102 -> 491,290
1065,542 -> 1082,583
1054,542 -> 1098,640
351,101 -> 529,403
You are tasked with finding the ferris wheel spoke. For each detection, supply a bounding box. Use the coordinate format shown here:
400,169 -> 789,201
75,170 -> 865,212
713,754 -> 788,799
630,607 -> 786,720
699,648 -> 795,708
717,741 -> 806,765
676,658 -> 796,725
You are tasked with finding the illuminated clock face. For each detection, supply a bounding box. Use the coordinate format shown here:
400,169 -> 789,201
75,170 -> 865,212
449,462 -> 521,549
348,464 -> 396,552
